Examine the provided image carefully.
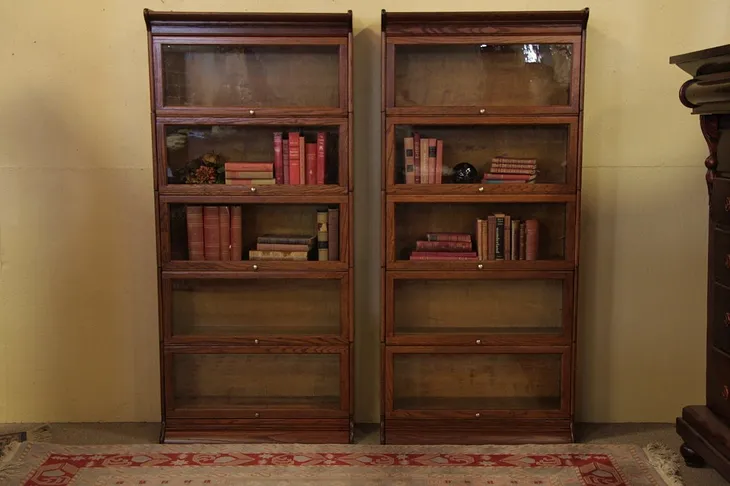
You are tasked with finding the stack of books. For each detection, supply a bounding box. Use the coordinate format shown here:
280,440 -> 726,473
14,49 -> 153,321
409,233 -> 478,261
402,133 -> 444,184
249,235 -> 316,261
482,157 -> 537,184
225,162 -> 275,186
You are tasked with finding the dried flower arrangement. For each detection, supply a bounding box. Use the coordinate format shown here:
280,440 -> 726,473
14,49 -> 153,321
173,152 -> 226,184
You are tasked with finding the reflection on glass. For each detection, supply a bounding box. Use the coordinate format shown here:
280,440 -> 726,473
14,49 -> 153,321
394,44 -> 573,107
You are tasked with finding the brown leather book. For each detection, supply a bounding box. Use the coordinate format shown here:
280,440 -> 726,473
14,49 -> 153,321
328,207 -> 339,261
185,206 -> 204,261
306,143 -> 317,185
526,219 -> 539,261
316,132 -> 327,185
203,206 -> 220,260
219,206 -> 231,261
230,206 -> 242,261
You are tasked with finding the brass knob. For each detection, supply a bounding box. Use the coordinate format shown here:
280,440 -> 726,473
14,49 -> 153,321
479,108 -> 486,114
250,186 -> 257,192
723,386 -> 729,400
477,264 -> 483,270
476,339 -> 481,344
475,412 -> 481,418
252,264 -> 258,271
249,109 -> 255,115
254,412 -> 260,418
254,339 -> 259,344
478,186 -> 484,192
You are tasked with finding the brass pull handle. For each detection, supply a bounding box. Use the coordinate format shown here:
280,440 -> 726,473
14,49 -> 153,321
723,386 -> 729,400
254,339 -> 259,344
478,186 -> 484,192
475,412 -> 481,418
254,412 -> 260,418
479,108 -> 486,114
252,264 -> 258,271
249,109 -> 255,116
477,264 -> 483,270
476,339 -> 482,344
250,186 -> 257,193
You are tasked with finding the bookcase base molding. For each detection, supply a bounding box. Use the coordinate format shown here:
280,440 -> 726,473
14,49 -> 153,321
382,419 -> 572,445
162,419 -> 353,444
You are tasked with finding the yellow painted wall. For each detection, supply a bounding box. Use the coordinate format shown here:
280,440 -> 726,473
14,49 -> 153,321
0,0 -> 727,424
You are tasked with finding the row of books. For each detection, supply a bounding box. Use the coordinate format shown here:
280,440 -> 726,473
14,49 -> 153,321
248,208 -> 339,261
185,205 -> 242,261
482,157 -> 538,184
403,133 -> 443,184
408,217 -> 539,261
184,205 -> 339,261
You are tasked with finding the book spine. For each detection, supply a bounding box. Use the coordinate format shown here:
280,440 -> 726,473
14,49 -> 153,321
305,143 -> 317,185
413,133 -> 421,184
328,207 -> 339,261
410,252 -> 478,260
257,236 -> 314,245
257,243 -> 312,252
224,162 -> 274,172
511,220 -> 520,260
526,219 -> 539,261
503,215 -> 511,261
316,132 -> 326,185
404,137 -> 415,184
495,214 -> 504,260
299,135 -> 305,185
420,137 -> 429,184
274,132 -> 283,185
487,215 -> 496,260
249,250 -> 309,261
481,217 -> 488,262
435,139 -> 443,184
225,178 -> 276,185
203,206 -> 220,261
483,173 -> 535,181
519,221 -> 526,260
219,206 -> 231,261
428,138 -> 437,184
416,240 -> 472,251
288,132 -> 300,185
317,210 -> 329,261
230,206 -> 242,261
185,205 -> 205,261
283,139 -> 290,185
426,233 -> 472,242
225,171 -> 273,179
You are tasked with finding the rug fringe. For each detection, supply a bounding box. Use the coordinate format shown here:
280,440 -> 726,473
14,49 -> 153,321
643,441 -> 684,486
25,424 -> 52,443
0,441 -> 23,482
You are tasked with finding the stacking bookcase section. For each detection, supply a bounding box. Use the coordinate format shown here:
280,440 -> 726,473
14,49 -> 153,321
381,9 -> 588,445
146,10 -> 354,444
158,119 -> 348,195
386,118 -> 578,194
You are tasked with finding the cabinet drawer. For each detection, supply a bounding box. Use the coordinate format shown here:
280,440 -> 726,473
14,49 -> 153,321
383,346 -> 570,419
162,273 -> 350,344
385,271 -> 573,345
712,283 -> 730,354
715,228 -> 730,286
708,348 -> 730,421
164,346 -> 349,419
712,178 -> 730,227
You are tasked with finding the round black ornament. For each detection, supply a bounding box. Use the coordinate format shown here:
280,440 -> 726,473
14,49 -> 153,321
451,162 -> 479,183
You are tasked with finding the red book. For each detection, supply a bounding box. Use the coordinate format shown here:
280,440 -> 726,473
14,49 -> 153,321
316,132 -> 327,185
273,132 -> 283,185
230,206 -> 242,261
483,173 -> 535,181
426,232 -> 471,242
288,132 -> 300,185
224,162 -> 273,172
416,240 -> 472,251
219,206 -> 231,261
185,206 -> 204,261
203,206 -> 220,260
428,138 -> 437,184
410,251 -> 479,260
526,219 -> 539,261
299,136 -> 306,185
435,139 -> 443,184
305,143 -> 317,185
283,140 -> 290,185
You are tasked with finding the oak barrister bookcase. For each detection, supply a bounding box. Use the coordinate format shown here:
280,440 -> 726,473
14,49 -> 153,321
380,9 -> 589,444
144,10 -> 354,444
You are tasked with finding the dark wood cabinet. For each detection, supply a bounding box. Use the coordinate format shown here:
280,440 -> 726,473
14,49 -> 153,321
144,10 -> 354,443
380,9 -> 589,444
671,43 -> 730,480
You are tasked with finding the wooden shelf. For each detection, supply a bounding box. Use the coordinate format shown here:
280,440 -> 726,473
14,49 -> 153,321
147,10 -> 354,444
380,9 -> 587,444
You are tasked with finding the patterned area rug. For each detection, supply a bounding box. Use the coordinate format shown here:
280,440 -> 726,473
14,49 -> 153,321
0,441 -> 682,485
